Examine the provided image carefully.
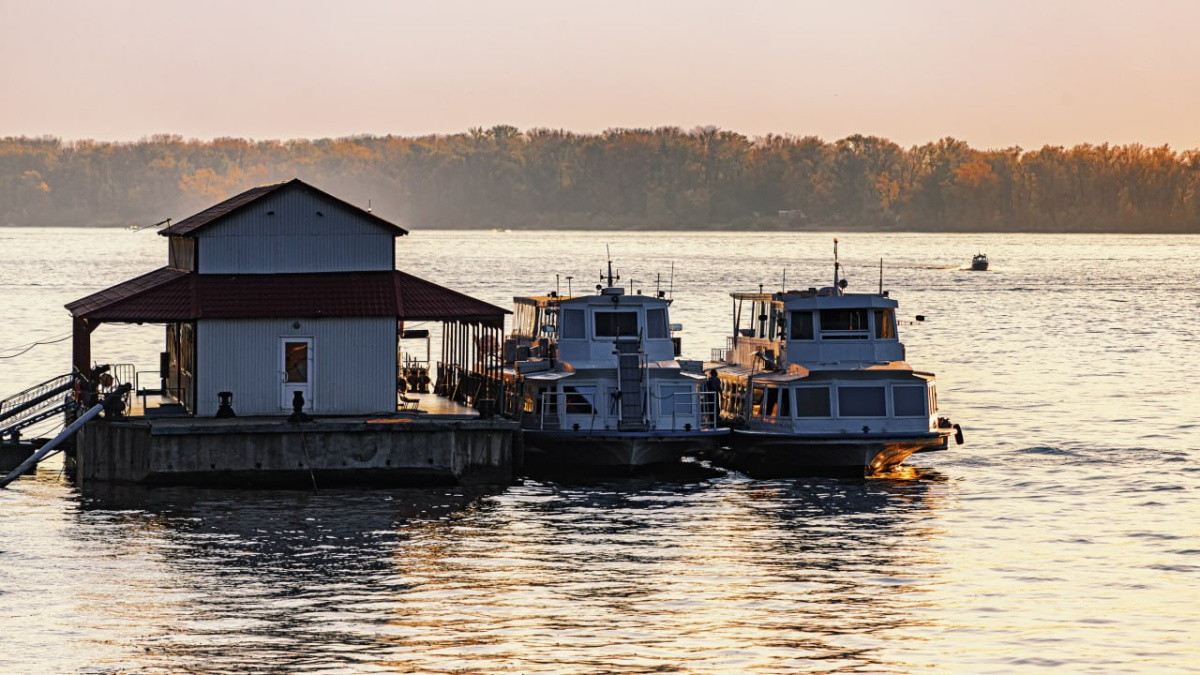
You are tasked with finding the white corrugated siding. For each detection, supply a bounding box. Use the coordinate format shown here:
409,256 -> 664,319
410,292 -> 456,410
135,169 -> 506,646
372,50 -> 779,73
196,317 -> 396,417
196,189 -> 395,273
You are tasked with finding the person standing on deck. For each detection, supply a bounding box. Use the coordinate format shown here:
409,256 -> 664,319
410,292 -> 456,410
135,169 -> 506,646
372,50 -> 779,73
705,369 -> 722,423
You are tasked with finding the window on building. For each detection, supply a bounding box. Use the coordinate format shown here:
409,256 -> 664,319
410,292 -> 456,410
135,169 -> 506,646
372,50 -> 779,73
796,387 -> 831,417
838,386 -> 886,417
561,309 -> 585,339
790,311 -> 814,340
595,311 -> 639,337
893,385 -> 927,417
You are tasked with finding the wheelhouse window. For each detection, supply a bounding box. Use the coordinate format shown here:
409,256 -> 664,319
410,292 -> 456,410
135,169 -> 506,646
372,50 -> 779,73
751,385 -> 765,417
837,386 -> 886,417
646,308 -> 668,339
874,309 -> 897,339
795,387 -> 831,417
819,309 -> 870,340
595,311 -> 639,337
893,385 -> 927,417
561,309 -> 585,339
789,311 -> 814,340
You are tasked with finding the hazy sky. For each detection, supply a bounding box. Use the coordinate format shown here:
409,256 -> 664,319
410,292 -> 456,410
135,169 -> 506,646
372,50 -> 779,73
3,0 -> 1198,150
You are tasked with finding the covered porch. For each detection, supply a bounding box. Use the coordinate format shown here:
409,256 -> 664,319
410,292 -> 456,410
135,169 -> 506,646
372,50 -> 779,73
65,268 -> 509,420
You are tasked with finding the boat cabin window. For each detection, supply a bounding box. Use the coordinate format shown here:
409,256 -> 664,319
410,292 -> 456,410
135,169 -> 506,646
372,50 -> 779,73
561,309 -> 585,339
893,385 -> 927,417
789,311 -> 814,340
929,383 -> 939,413
646,308 -> 668,339
660,384 -> 694,415
837,386 -> 886,417
819,309 -> 870,340
761,387 -> 791,418
795,387 -> 831,417
874,309 -> 897,340
594,311 -> 639,337
564,385 -> 596,415
750,385 -> 765,417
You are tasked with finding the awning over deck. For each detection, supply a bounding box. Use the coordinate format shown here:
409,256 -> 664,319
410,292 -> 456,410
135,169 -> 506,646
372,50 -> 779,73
66,268 -> 508,326
65,268 -> 508,376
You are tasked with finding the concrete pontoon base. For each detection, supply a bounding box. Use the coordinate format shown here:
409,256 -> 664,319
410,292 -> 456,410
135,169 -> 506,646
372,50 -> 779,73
75,415 -> 518,487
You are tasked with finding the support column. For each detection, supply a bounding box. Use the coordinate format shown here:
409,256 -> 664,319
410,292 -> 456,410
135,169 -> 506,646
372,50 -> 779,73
71,316 -> 93,375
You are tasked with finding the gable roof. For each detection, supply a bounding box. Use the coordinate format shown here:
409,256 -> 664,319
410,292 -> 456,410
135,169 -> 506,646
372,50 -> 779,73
66,268 -> 507,327
159,178 -> 408,237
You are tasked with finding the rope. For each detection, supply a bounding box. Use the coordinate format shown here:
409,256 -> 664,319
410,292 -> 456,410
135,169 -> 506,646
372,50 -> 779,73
299,432 -> 318,492
0,333 -> 73,359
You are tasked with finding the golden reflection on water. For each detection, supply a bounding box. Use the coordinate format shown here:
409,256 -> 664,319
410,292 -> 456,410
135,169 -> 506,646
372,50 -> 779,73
367,473 -> 948,674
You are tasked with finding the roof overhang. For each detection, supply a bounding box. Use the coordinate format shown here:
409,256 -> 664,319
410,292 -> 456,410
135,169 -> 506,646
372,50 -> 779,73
65,268 -> 508,327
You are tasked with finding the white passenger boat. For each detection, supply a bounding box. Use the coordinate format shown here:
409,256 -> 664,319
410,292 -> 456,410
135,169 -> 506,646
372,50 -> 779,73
707,243 -> 964,476
502,263 -> 727,472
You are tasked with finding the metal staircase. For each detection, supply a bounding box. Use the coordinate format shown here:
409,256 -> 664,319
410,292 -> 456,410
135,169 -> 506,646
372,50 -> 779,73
615,336 -> 647,431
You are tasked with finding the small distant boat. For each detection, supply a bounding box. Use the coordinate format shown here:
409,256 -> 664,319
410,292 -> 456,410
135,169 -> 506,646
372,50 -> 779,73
971,253 -> 989,271
492,227 -> 511,233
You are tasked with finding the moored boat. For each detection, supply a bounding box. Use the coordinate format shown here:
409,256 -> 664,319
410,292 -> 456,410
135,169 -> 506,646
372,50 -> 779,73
502,261 -> 727,472
707,242 -> 964,476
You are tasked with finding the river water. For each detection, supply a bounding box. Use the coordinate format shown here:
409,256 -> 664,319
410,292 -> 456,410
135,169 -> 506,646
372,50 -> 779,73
1,228 -> 1198,674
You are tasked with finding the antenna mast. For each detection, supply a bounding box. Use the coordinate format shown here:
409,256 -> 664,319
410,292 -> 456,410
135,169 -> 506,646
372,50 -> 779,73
833,237 -> 840,293
879,258 -> 883,295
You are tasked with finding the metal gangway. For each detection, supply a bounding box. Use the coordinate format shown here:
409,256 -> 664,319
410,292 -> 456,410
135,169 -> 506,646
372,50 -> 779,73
0,373 -> 77,443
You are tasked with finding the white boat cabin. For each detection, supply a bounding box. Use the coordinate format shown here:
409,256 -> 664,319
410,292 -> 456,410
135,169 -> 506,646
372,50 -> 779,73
714,287 -> 942,437
504,286 -> 712,434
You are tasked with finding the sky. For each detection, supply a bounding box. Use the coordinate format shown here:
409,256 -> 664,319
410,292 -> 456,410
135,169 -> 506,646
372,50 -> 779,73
2,0 -> 1198,150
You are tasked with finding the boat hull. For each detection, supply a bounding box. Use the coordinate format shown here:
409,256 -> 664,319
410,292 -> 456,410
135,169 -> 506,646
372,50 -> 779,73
521,429 -> 727,472
713,429 -> 951,477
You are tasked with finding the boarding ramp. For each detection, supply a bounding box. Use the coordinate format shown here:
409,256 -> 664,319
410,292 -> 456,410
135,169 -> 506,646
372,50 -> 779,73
0,373 -> 77,443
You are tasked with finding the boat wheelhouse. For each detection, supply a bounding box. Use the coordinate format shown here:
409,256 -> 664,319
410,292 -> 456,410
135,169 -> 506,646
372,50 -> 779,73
708,250 -> 963,476
502,268 -> 726,471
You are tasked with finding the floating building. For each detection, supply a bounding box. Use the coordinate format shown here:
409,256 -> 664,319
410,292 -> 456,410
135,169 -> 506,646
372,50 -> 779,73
64,179 -> 515,486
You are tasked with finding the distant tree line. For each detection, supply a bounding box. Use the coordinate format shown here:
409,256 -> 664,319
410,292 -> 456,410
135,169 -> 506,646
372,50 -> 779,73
2,127 -> 1198,232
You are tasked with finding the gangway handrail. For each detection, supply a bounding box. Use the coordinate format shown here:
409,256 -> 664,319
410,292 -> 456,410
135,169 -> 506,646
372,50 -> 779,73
0,403 -> 103,488
0,373 -> 75,426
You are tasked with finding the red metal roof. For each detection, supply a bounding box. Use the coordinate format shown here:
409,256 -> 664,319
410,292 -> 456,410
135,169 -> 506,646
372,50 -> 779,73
158,179 -> 408,237
66,269 -> 507,326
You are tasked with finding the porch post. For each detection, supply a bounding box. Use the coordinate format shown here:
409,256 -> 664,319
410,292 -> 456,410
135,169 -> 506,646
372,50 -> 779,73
71,316 -> 93,375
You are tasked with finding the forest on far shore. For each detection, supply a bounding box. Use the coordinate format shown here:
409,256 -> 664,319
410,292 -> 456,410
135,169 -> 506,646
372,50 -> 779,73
2,126 -> 1198,233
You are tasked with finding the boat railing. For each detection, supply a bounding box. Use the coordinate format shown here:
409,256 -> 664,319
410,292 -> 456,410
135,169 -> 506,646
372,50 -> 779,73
660,390 -> 718,431
724,336 -> 778,367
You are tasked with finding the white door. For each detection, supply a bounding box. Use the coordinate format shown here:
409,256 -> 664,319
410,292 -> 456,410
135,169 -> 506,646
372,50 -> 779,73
281,337 -> 314,411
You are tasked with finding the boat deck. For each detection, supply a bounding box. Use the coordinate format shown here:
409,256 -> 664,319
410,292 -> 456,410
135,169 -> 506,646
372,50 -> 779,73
128,391 -> 480,420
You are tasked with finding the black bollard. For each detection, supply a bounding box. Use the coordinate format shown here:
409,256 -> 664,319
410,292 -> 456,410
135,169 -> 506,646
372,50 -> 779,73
288,390 -> 311,423
216,391 -> 237,418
